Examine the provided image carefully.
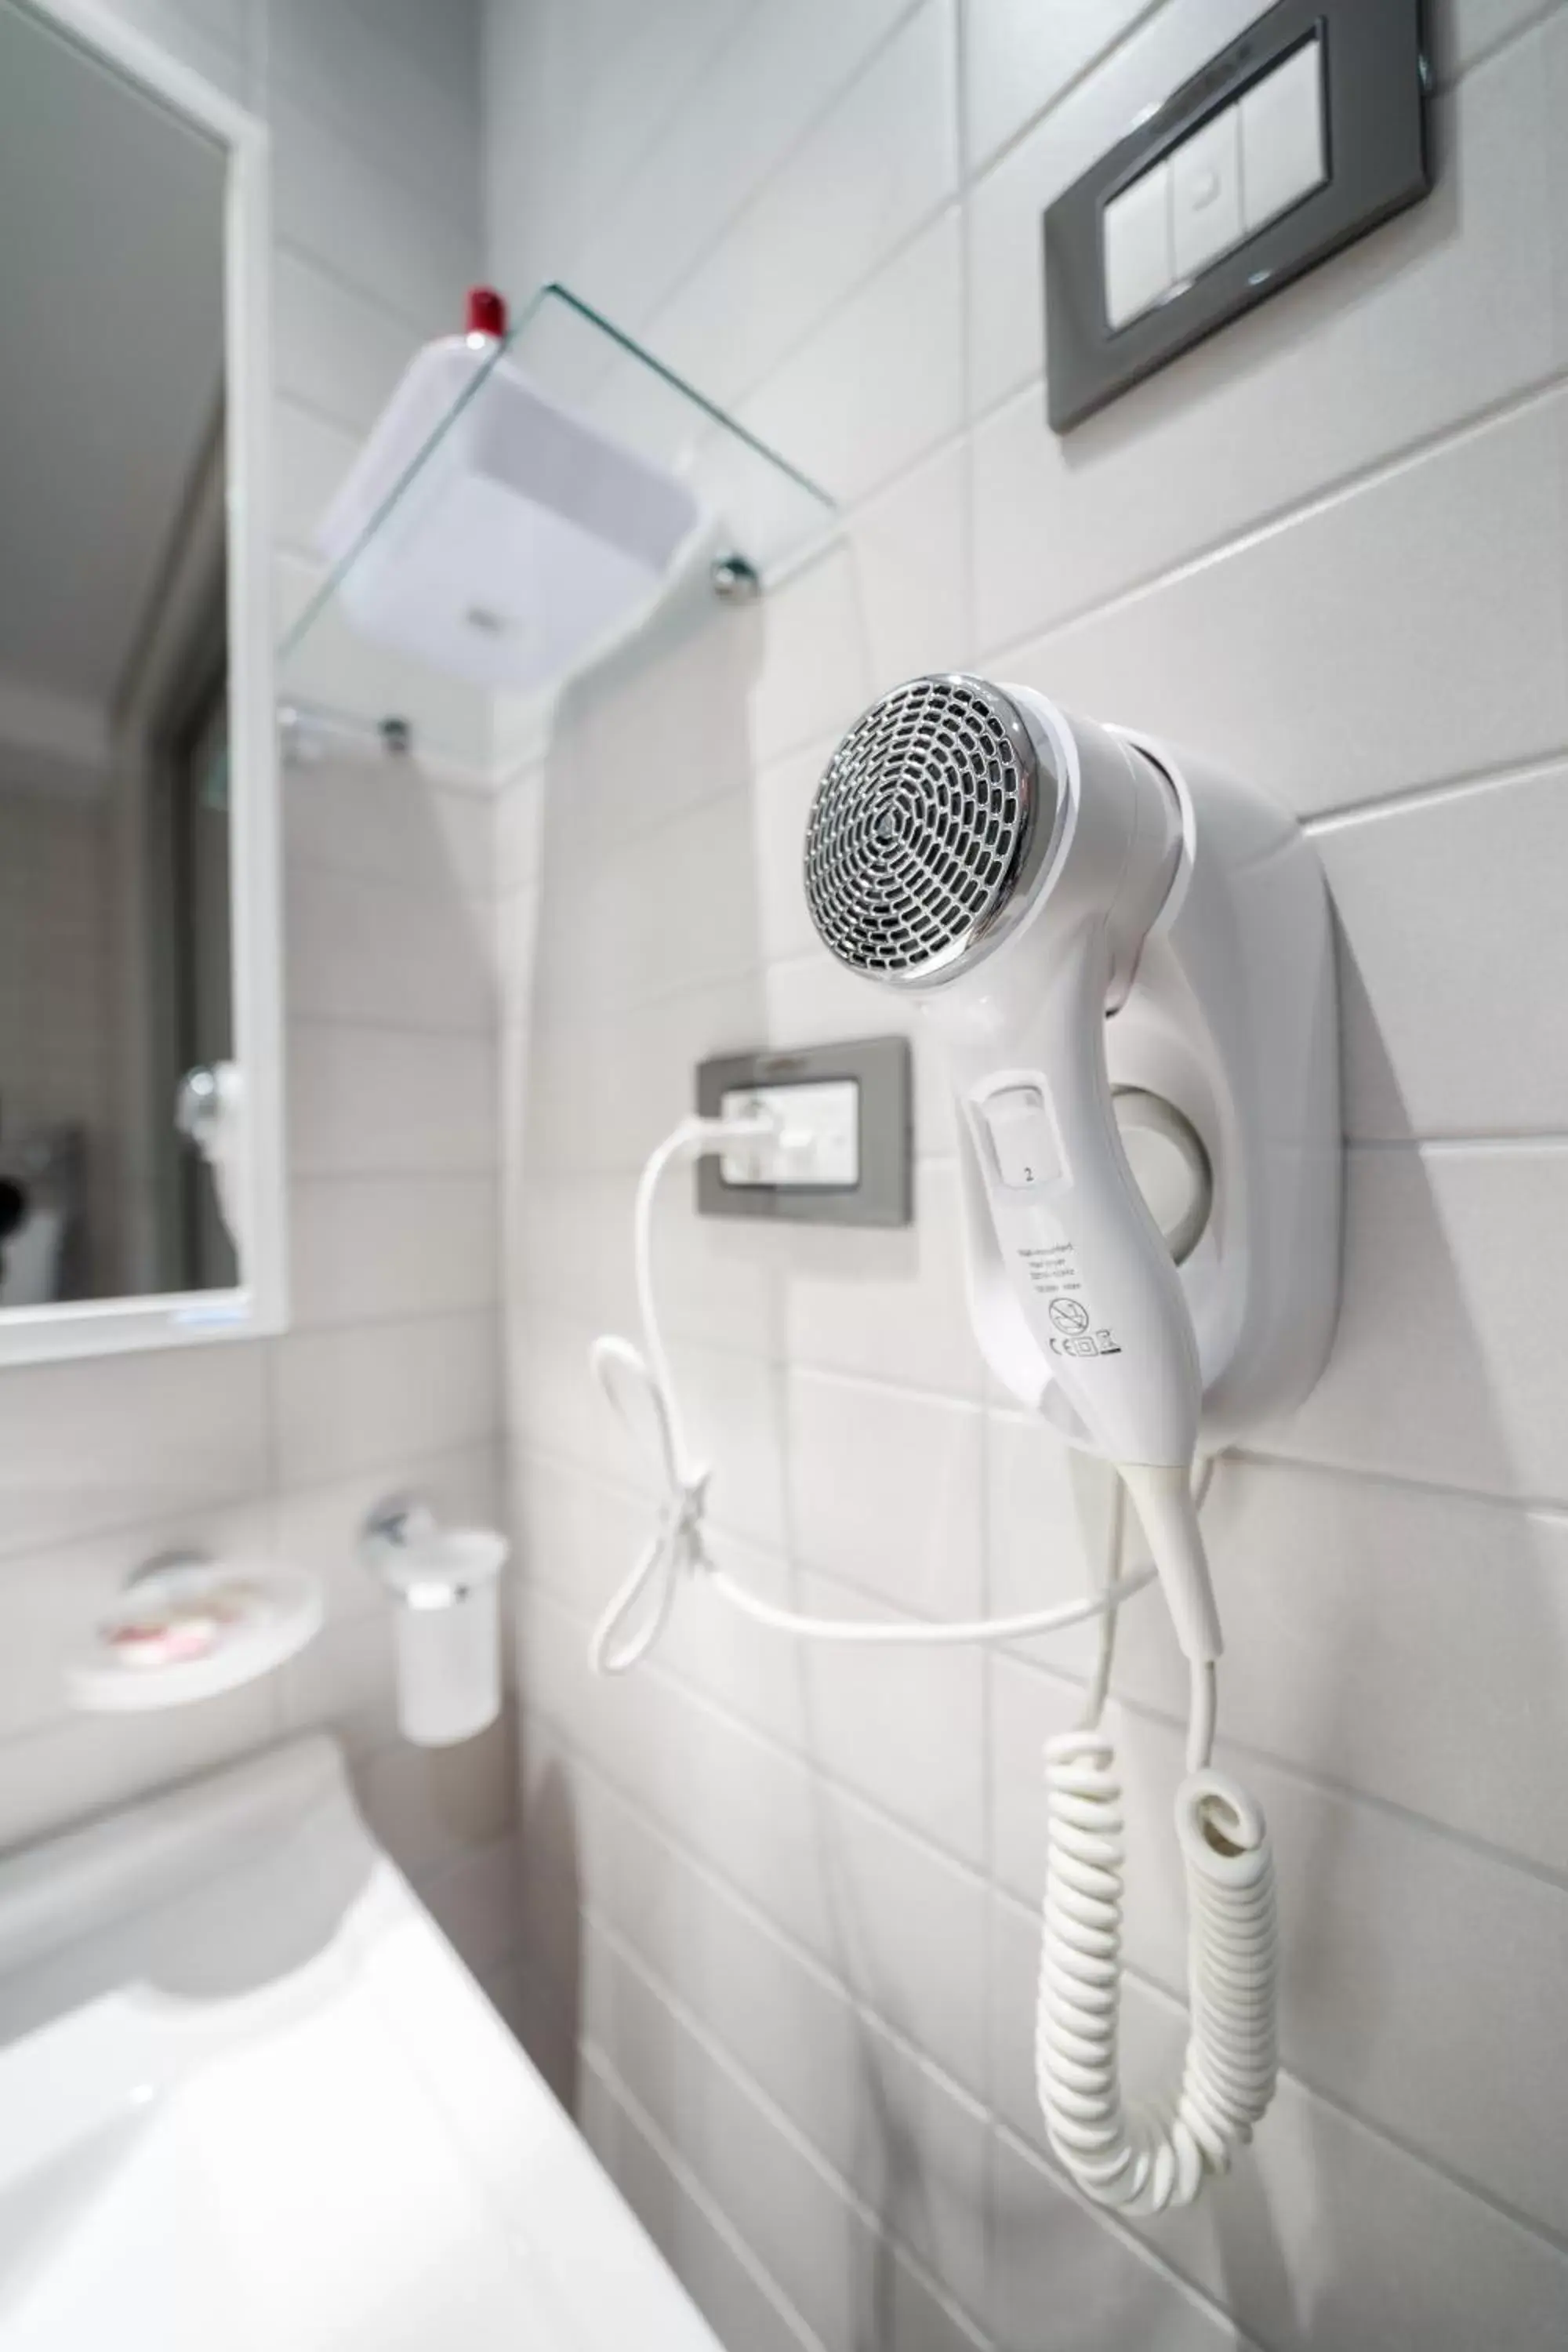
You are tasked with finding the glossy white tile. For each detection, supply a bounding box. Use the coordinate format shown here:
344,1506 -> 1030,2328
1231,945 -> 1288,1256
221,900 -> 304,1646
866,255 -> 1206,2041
285,860 -> 498,1034
271,249 -> 421,434
963,0 -> 1165,174
650,0 -> 959,407
989,1657 -> 1568,2244
786,1368 -> 983,1618
1266,1142 -> 1568,1502
572,1764 -> 990,2309
271,99 -> 476,336
0,1345 -> 270,1559
272,1309 -> 500,1489
740,209 -> 964,506
572,0 -> 923,348
288,1174 -> 498,1329
989,1899 -> 1568,2352
520,1584 -> 992,2092
583,1922 -> 986,2352
993,390 -> 1568,819
1317,762 -> 1568,1140
579,2056 -> 832,2352
288,1022 -> 497,1176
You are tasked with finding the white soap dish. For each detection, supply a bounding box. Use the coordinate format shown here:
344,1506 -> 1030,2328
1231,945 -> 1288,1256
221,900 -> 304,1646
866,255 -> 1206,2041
66,1553 -> 324,1713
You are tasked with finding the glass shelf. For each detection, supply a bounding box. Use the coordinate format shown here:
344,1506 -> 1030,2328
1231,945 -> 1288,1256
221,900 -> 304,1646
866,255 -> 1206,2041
278,281 -> 837,762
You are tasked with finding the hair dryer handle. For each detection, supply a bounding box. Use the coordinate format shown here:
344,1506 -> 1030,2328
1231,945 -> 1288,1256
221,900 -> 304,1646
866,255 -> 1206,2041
964,918 -> 1200,1450
949,923 -> 1219,1659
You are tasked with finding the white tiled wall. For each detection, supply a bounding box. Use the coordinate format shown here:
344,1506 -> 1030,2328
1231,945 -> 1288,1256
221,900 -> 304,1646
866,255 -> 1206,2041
486,2 -> 1568,2347
0,0 -> 522,2009
13,0 -> 1568,2340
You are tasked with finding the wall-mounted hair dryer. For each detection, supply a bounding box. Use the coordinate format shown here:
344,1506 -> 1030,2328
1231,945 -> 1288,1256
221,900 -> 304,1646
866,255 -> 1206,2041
593,671 -> 1339,2220
804,673 -> 1340,1654
802,673 -> 1341,2215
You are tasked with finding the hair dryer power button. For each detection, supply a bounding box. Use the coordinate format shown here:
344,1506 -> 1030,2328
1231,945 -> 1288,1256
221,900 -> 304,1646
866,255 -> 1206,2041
980,1087 -> 1062,1189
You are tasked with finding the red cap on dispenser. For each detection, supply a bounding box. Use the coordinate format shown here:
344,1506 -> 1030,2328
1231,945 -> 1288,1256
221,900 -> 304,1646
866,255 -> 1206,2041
465,285 -> 508,339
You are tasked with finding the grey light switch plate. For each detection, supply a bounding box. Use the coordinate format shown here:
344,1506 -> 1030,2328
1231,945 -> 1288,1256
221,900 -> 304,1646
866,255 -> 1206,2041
695,1036 -> 912,1227
1044,0 -> 1431,431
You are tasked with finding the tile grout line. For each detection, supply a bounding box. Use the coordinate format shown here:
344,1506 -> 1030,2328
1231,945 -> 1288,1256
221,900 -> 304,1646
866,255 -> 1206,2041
524,1691 -> 1006,2190
575,0 -> 935,392
1437,0 -> 1568,85
480,704 -> 1567,885
550,1528 -> 1568,2020
992,1878 -> 1568,2280
537,1719 -> 992,2123
517,1431 -> 994,1631
989,2120 -> 1275,2352
1225,1438 -> 1568,1529
586,1907 -> 996,2346
281,847 -> 499,906
974,363 -> 1568,675
522,1575 -> 995,1893
579,2045 -> 832,2352
517,1444 -> 1568,1904
272,231 -> 458,350
528,1661 -> 1568,2295
517,1272 -> 1568,1503
286,1009 -> 499,1044
290,1167 -> 497,1191
961,0 -> 1189,191
998,1635 -> 1568,1901
1302,744 -> 1568,830
615,0 -> 1532,512
539,1683 -> 1546,2343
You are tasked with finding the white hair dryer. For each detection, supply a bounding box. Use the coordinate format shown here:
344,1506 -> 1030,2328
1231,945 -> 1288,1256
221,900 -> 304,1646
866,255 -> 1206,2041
804,673 -> 1339,1659
804,673 -> 1341,2214
592,672 -> 1341,2218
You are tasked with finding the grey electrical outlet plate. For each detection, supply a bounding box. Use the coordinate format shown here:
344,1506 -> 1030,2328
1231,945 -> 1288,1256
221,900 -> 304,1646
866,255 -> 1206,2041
1044,0 -> 1430,432
695,1036 -> 912,1227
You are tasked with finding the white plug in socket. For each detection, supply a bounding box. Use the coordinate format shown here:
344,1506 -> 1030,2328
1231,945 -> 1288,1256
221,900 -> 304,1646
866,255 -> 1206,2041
719,1080 -> 859,1188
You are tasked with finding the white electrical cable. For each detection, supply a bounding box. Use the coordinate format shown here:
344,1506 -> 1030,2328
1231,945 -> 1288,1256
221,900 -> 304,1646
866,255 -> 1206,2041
591,1116 -> 1280,2212
704,1564 -> 1156,1646
1039,1470 -> 1277,2211
586,1115 -> 1159,1672
1036,1727 -> 1279,2212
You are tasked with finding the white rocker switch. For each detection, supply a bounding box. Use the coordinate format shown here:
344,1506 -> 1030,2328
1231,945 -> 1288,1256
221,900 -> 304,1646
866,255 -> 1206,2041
1240,38 -> 1327,234
1102,158 -> 1174,329
1045,1 -> 1430,432
1171,103 -> 1243,280
982,1087 -> 1062,1189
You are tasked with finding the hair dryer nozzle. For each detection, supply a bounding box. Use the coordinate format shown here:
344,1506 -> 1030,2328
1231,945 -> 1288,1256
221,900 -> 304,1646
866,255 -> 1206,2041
804,673 -> 1063,985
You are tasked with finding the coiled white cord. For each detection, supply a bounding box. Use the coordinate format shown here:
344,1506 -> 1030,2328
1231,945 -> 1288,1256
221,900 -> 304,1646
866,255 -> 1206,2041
591,1116 -> 1280,2211
1036,1502 -> 1278,2211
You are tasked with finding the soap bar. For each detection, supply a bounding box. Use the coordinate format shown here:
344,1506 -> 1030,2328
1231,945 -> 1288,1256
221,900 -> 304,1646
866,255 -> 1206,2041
67,1563 -> 323,1713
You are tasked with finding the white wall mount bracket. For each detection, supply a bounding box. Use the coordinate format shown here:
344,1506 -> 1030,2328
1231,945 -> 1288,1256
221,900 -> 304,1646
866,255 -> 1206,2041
946,711 -> 1341,1459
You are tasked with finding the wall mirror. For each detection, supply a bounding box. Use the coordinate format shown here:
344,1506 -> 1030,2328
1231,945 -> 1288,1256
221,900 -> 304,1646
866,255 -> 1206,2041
0,0 -> 282,1363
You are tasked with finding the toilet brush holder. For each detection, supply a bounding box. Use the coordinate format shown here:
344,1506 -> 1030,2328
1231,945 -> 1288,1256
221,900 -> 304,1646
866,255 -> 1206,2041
361,1497 -> 507,1748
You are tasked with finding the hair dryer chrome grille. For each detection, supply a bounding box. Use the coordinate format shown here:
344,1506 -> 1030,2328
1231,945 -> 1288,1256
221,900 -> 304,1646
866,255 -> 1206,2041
804,674 -> 1053,981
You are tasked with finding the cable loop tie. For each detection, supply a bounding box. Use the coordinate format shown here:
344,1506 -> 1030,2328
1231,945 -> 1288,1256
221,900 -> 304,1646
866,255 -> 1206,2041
661,1465 -> 710,1568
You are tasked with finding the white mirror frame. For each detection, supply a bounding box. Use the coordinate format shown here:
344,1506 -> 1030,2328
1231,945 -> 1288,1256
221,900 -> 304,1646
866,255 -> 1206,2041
0,0 -> 285,1366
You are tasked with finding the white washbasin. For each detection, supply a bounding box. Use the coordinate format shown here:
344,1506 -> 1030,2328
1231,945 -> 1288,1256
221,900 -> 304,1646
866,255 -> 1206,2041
0,1737 -> 722,2351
